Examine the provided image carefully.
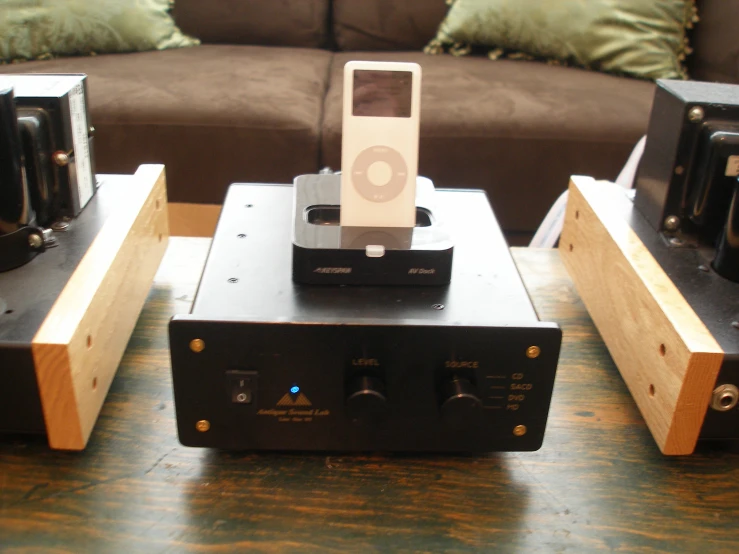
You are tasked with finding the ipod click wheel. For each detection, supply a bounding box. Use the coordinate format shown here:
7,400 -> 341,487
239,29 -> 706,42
340,61 -> 422,228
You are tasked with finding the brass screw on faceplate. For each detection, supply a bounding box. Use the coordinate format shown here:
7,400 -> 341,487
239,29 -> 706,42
190,338 -> 205,352
196,420 -> 210,432
526,345 -> 540,359
513,425 -> 527,437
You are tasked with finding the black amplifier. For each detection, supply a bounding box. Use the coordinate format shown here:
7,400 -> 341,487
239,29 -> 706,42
169,183 -> 562,452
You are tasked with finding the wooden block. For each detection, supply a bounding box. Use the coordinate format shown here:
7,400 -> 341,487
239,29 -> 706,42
31,165 -> 170,450
559,176 -> 723,455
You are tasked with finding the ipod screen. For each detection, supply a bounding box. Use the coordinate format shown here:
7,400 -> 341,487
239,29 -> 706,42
352,70 -> 412,118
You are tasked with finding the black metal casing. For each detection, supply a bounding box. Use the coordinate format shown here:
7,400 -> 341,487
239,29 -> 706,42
635,80 -> 739,235
1,74 -> 97,272
633,80 -> 739,439
170,184 -> 562,453
0,73 -> 97,222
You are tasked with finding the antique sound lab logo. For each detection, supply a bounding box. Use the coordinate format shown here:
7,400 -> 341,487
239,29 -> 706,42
276,392 -> 312,406
258,389 -> 330,422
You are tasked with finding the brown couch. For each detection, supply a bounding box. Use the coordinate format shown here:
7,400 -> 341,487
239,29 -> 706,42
3,0 -> 738,243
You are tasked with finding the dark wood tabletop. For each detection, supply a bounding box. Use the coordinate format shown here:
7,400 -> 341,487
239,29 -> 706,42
1,239 -> 737,553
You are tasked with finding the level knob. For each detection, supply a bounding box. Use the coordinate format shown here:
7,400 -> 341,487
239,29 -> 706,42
346,375 -> 387,424
440,377 -> 482,426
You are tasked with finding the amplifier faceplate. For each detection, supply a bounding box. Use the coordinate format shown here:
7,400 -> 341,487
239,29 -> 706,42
169,183 -> 562,452
170,320 -> 560,452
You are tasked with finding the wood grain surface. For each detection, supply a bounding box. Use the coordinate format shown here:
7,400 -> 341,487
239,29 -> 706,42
1,240 -> 737,552
560,176 -> 723,455
31,165 -> 170,450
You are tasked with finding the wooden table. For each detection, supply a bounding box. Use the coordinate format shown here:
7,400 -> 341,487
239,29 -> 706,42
1,240 -> 737,552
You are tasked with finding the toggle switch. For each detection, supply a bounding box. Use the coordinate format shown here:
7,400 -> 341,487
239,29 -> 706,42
226,370 -> 258,404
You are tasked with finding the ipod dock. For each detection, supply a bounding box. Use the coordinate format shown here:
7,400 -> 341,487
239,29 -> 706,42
292,173 -> 454,285
169,183 -> 562,452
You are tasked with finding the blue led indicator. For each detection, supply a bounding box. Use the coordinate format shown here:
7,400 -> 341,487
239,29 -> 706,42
290,386 -> 300,394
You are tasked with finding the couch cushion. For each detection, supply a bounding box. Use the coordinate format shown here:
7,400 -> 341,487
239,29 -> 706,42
173,0 -> 330,49
426,0 -> 696,81
322,52 -> 655,235
689,0 -> 739,84
333,0 -> 448,51
0,0 -> 198,62
1,45 -> 332,203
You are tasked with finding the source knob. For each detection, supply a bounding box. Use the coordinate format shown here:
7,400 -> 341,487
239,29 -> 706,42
346,375 -> 387,424
440,378 -> 482,426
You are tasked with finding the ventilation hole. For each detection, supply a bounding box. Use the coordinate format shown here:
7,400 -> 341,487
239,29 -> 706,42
649,384 -> 655,397
92,377 -> 98,391
155,199 -> 161,210
659,344 -> 666,357
575,210 -> 579,220
568,244 -> 574,252
158,233 -> 163,242
5,310 -> 12,315
86,335 -> 93,349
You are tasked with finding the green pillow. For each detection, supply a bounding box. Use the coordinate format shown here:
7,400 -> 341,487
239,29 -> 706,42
0,0 -> 199,62
425,0 -> 697,80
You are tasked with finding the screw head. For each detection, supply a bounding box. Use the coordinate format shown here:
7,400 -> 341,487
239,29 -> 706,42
195,420 -> 210,432
432,303 -> 445,310
513,425 -> 527,437
189,338 -> 205,353
663,215 -> 680,231
28,234 -> 43,249
674,166 -> 685,175
688,106 -> 704,123
526,346 -> 540,359
52,151 -> 70,166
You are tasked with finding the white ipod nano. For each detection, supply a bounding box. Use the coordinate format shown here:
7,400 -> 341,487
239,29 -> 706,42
340,61 -> 422,228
